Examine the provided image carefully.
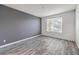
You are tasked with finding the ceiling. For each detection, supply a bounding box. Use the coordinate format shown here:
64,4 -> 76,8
4,4 -> 76,17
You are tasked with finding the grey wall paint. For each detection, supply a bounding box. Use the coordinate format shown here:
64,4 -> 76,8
42,10 -> 75,41
0,5 -> 41,46
76,5 -> 79,48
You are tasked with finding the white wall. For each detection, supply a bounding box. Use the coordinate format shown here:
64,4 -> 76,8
42,10 -> 75,41
76,5 -> 79,48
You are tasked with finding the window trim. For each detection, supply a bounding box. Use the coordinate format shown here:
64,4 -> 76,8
46,17 -> 62,33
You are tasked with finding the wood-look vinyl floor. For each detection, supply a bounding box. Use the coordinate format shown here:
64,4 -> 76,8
1,35 -> 79,55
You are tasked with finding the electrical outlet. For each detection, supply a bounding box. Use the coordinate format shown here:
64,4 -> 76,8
3,40 -> 6,43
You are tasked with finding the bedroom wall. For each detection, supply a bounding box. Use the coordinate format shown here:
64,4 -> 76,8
0,5 -> 41,46
76,5 -> 79,48
42,10 -> 75,41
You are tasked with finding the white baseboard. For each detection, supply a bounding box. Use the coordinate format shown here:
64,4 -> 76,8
41,34 -> 74,41
0,35 -> 40,48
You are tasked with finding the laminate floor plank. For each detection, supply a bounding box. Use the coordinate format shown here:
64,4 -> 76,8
0,35 -> 79,55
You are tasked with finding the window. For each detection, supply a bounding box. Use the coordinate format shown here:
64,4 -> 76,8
47,17 -> 62,33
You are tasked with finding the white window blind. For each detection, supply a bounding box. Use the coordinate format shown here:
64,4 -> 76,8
47,17 -> 62,33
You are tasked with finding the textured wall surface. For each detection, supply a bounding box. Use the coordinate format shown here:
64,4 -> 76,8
42,10 -> 75,41
0,5 -> 41,46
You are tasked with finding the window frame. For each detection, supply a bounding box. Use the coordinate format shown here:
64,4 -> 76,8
46,16 -> 62,33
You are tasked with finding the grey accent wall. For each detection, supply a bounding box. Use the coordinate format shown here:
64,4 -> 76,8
0,5 -> 41,46
42,10 -> 75,41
